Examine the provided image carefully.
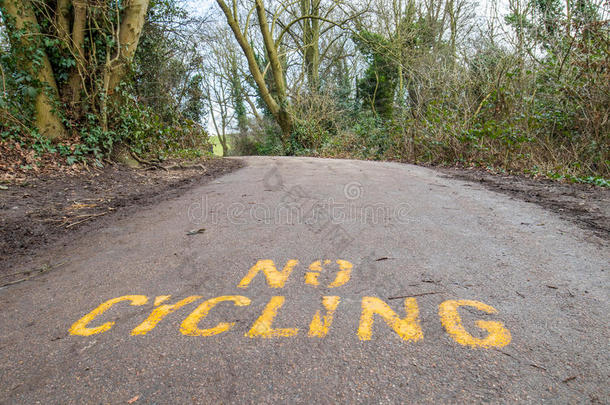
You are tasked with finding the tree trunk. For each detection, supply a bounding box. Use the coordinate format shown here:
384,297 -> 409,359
106,0 -> 150,92
219,135 -> 228,156
254,0 -> 292,141
68,0 -> 87,106
1,0 -> 68,140
301,0 -> 320,91
55,0 -> 71,43
255,0 -> 287,102
277,110 -> 293,140
215,0 -> 293,142
103,0 -> 150,165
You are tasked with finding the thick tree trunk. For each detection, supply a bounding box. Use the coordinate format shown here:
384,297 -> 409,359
106,0 -> 150,92
277,110 -> 293,139
55,0 -> 71,43
1,0 -> 68,140
103,0 -> 150,166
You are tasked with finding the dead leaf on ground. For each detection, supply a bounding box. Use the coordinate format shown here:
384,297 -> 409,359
127,395 -> 139,403
187,228 -> 206,235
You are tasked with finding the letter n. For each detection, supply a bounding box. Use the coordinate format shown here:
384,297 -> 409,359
238,259 -> 298,288
357,297 -> 423,342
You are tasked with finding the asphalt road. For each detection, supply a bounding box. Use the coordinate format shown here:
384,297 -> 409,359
1,156 -> 608,403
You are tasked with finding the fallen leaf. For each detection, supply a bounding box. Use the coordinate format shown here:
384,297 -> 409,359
187,228 -> 206,235
127,395 -> 139,404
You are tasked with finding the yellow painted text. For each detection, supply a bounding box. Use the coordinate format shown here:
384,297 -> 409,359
439,299 -> 512,348
304,259 -> 353,288
308,296 -> 341,337
246,296 -> 299,338
69,295 -> 148,336
357,297 -> 423,342
131,295 -> 202,336
181,295 -> 252,336
238,259 -> 299,289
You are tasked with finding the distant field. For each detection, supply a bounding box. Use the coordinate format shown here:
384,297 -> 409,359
208,136 -> 230,156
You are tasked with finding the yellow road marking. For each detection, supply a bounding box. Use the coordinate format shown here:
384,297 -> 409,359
304,259 -> 353,288
131,296 -> 202,336
68,259 -> 513,350
439,299 -> 512,348
308,296 -> 340,337
238,260 -> 299,288
69,295 -> 148,336
304,260 -> 329,286
328,260 -> 352,288
357,297 -> 423,342
154,295 -> 171,306
246,296 -> 299,338
181,296 -> 252,336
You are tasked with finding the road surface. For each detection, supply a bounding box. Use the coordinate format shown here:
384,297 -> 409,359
1,156 -> 608,403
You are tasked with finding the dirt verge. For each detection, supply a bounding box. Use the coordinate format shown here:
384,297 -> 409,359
0,158 -> 243,276
439,167 -> 609,242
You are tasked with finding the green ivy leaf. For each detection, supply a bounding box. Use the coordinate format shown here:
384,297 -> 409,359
24,86 -> 38,98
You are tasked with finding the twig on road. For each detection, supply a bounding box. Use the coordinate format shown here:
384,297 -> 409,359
388,291 -> 444,300
0,261 -> 68,288
65,211 -> 109,228
529,363 -> 547,371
